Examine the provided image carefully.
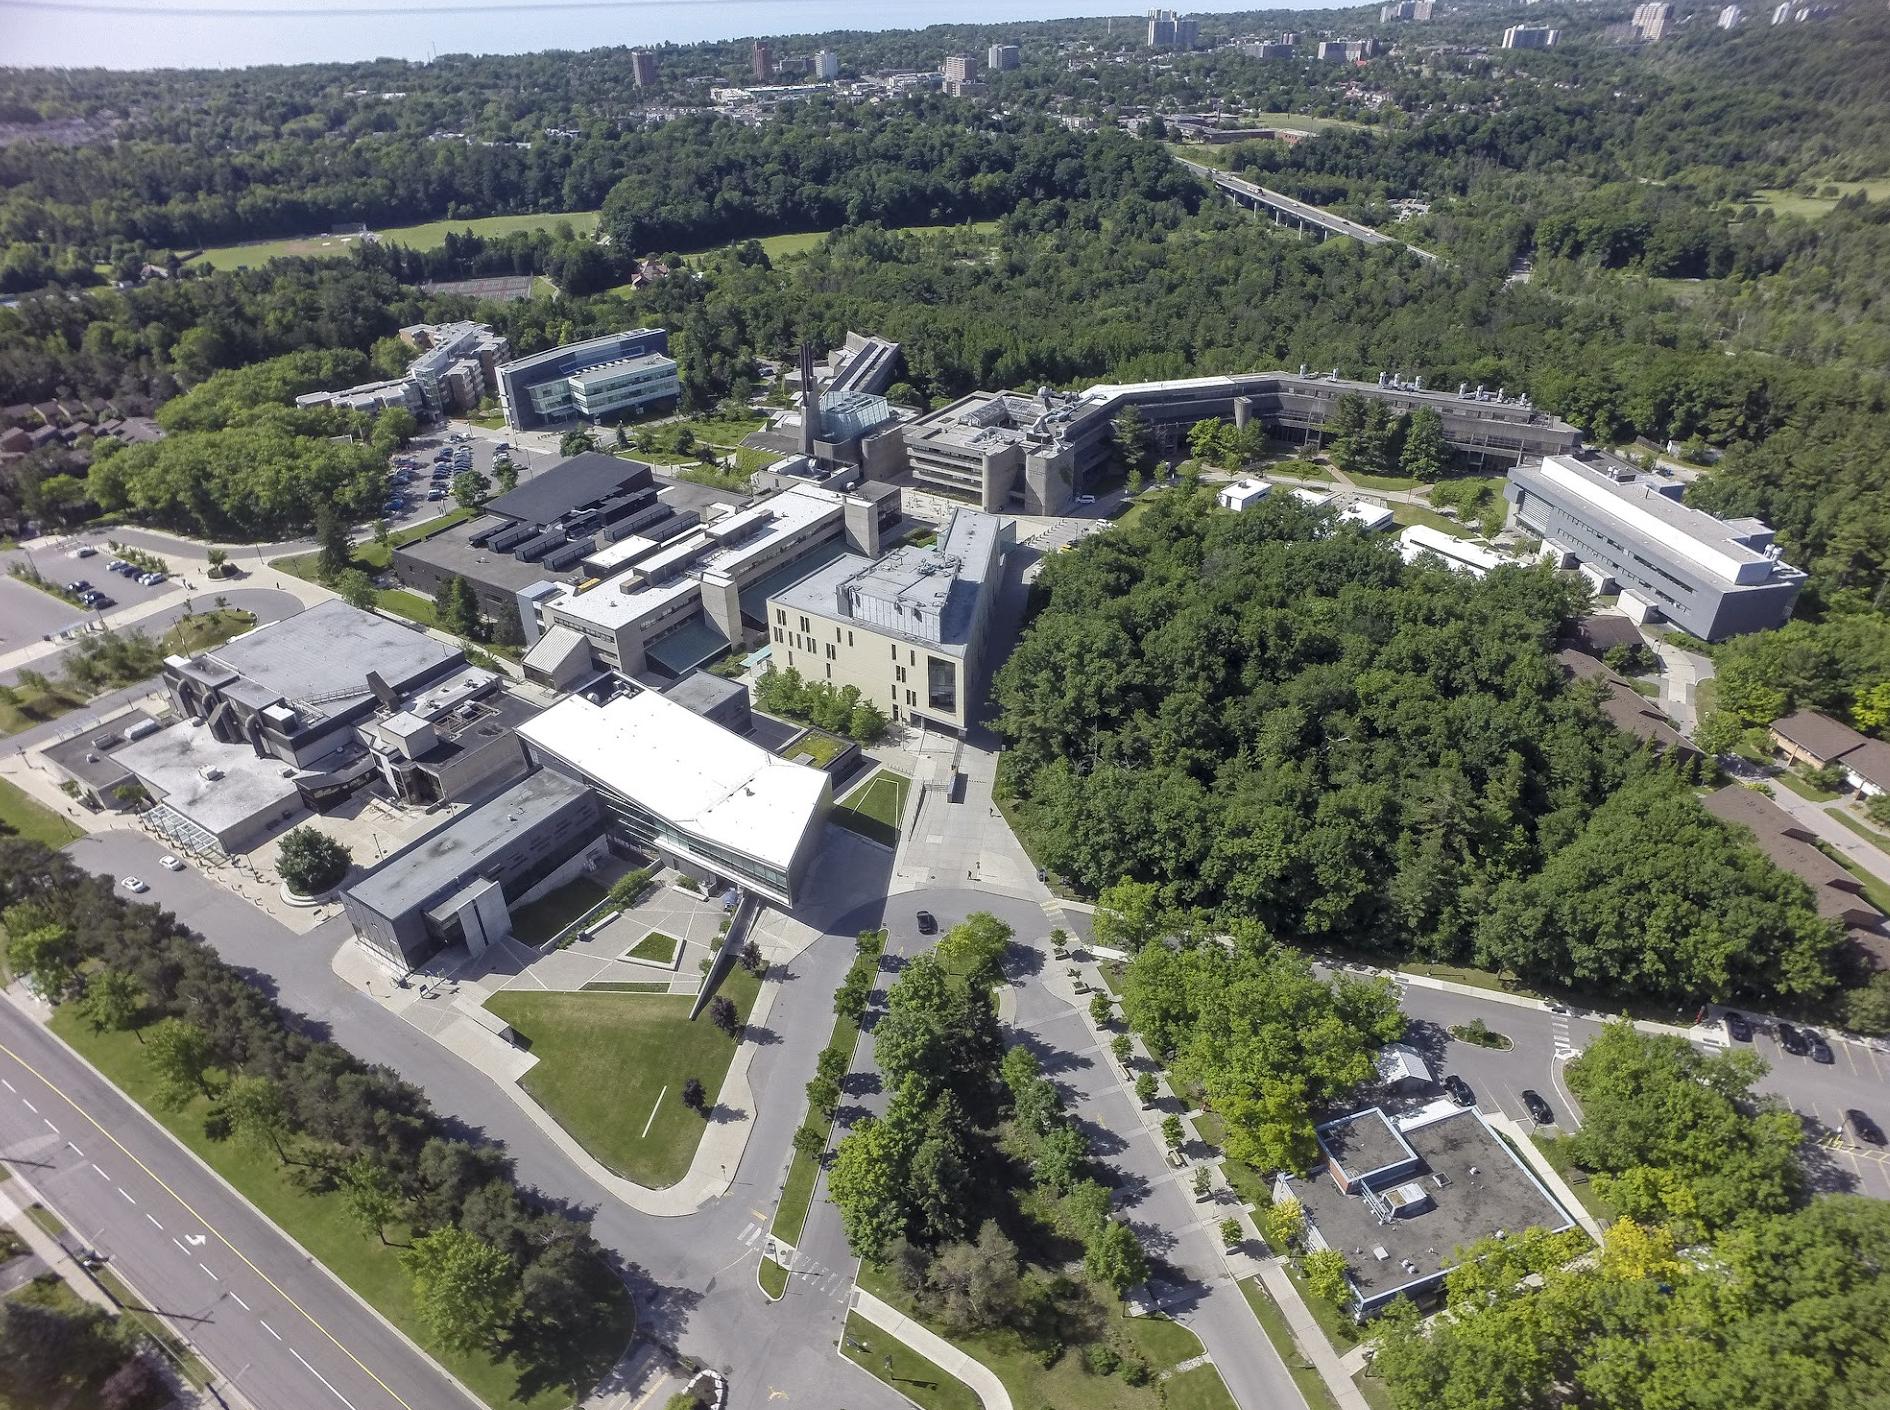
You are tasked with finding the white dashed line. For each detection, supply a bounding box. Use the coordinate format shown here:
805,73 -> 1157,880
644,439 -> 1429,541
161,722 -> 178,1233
199,1263 -> 218,1281
145,1214 -> 162,1230
1,1079 -> 13,1092
260,1319 -> 281,1340
117,1187 -> 135,1204
21,1099 -> 36,1114
230,1292 -> 250,1311
65,1141 -> 82,1157
172,1237 -> 189,1255
291,1347 -> 360,1409
91,1164 -> 109,1180
42,1119 -> 57,1134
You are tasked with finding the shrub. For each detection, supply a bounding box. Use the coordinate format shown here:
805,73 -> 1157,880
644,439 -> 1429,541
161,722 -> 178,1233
681,1077 -> 707,1114
609,867 -> 653,906
1219,1217 -> 1244,1247
276,826 -> 350,895
1083,1343 -> 1121,1376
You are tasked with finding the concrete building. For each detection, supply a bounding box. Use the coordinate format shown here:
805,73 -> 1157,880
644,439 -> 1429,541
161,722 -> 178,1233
1218,478 -> 1272,512
1632,1 -> 1674,38
942,53 -> 980,84
751,39 -> 773,78
1340,501 -> 1396,532
1399,524 -> 1505,577
766,508 -> 1010,735
1239,39 -> 1298,58
116,721 -> 307,853
361,663 -> 538,807
1502,24 -> 1561,47
519,688 -> 832,905
889,370 -> 1579,516
1380,0 -> 1433,19
987,43 -> 1020,71
1507,453 -> 1805,640
814,48 -> 840,79
1279,1102 -> 1575,1317
1319,39 -> 1378,60
42,709 -> 161,812
1147,10 -> 1199,47
521,481 -> 898,684
630,49 -> 658,85
1717,4 -> 1743,26
341,769 -> 607,970
296,321 -> 509,421
494,329 -> 678,432
392,452 -> 688,639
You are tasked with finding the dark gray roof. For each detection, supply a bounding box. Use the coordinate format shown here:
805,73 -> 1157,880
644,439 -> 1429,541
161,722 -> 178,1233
663,671 -> 746,716
1770,710 -> 1869,765
42,710 -> 156,790
1316,1108 -> 1412,1184
485,453 -> 654,527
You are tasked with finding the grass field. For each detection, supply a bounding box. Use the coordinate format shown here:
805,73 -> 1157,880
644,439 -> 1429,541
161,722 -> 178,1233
191,210 -> 601,270
839,1311 -> 983,1410
627,930 -> 682,965
660,218 -> 1002,276
0,677 -> 87,736
157,608 -> 256,657
831,771 -> 911,848
1747,179 -> 1890,220
1773,769 -> 1843,803
1828,807 -> 1890,855
1391,503 -> 1476,540
47,1008 -> 634,1410
771,1004 -> 862,1247
507,877 -> 607,946
0,777 -> 81,849
486,965 -> 761,1189
271,507 -> 478,631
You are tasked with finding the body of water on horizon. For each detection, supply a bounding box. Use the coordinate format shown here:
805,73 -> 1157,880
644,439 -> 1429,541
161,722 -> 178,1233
2,0 -> 1282,71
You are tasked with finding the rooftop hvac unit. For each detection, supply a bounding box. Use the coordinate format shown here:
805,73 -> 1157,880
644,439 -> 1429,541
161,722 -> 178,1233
488,522 -> 537,553
514,529 -> 566,563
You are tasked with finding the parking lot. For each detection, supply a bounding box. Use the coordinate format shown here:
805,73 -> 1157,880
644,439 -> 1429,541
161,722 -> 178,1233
0,545 -> 188,648
381,431 -> 518,521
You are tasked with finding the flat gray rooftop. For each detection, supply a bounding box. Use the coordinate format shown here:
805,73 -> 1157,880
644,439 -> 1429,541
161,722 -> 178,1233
197,601 -> 459,719
655,473 -> 750,520
42,709 -> 156,790
344,768 -> 591,920
396,515 -> 575,594
1294,1107 -> 1574,1305
662,670 -> 746,716
1317,1108 -> 1413,1184
115,721 -> 302,835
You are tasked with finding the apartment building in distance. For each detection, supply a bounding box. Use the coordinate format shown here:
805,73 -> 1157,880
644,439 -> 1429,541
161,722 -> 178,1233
814,48 -> 840,79
766,508 -> 1010,735
1503,24 -> 1562,47
1381,0 -> 1433,19
630,49 -> 658,86
494,328 -> 679,432
987,43 -> 1021,71
751,39 -> 773,78
1146,10 -> 1200,47
1632,1 -> 1674,38
1506,452 -> 1805,640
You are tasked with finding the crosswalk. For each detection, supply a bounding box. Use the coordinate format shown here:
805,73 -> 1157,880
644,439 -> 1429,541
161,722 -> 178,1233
1551,1008 -> 1576,1060
734,1221 -> 852,1302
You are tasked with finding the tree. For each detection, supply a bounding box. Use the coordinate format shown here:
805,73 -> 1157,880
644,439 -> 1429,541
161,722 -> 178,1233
1867,793 -> 1890,827
1033,1123 -> 1088,1193
145,1017 -> 215,1107
335,567 -> 377,611
681,1076 -> 707,1113
936,912 -> 1012,988
1187,418 -> 1231,465
1113,404 -> 1149,468
78,969 -> 145,1034
315,505 -> 352,581
804,1072 -> 841,1120
1111,1033 -> 1134,1068
1084,1219 -> 1148,1299
1089,990 -> 1114,1026
1093,878 -> 1164,953
339,1156 -> 407,1245
492,458 -> 519,494
1161,1113 -> 1185,1149
1301,1249 -> 1352,1308
708,994 -> 740,1037
1193,1165 -> 1213,1200
792,1123 -> 826,1161
434,574 -> 479,639
924,1222 -> 1022,1333
452,467 -> 491,508
559,428 -> 598,457
1262,1196 -> 1305,1251
1219,1217 -> 1244,1247
217,1073 -> 291,1161
371,520 -> 390,549
740,939 -> 764,975
400,1226 -> 519,1354
1399,405 -> 1450,482
1134,1071 -> 1158,1106
5,922 -> 78,1000
276,826 -> 351,895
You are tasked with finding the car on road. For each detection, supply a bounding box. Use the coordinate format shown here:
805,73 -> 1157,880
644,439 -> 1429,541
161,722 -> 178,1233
120,876 -> 147,893
1847,1109 -> 1885,1145
1777,1021 -> 1809,1056
1074,494 -> 1097,507
159,855 -> 184,872
1723,1009 -> 1752,1042
916,910 -> 938,935
1521,1089 -> 1554,1125
1806,1030 -> 1834,1064
1443,1074 -> 1474,1107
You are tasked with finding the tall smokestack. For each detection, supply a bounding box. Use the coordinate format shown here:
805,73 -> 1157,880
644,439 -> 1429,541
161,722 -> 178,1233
799,341 -> 818,459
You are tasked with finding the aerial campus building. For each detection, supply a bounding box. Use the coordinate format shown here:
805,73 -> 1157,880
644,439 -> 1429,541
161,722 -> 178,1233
883,369 -> 1581,516
295,321 -> 511,419
1506,452 -> 1805,640
767,507 -> 1010,735
495,328 -> 680,431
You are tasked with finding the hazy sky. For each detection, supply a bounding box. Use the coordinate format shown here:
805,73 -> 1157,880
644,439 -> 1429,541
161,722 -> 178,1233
0,1 -> 1284,71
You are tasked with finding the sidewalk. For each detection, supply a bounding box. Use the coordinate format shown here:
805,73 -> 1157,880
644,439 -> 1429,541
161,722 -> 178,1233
1253,1260 -> 1369,1410
849,1286 -> 1013,1410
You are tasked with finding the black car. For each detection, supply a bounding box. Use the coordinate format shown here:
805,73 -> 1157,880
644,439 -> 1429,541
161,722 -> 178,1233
915,910 -> 938,936
1806,1030 -> 1835,1064
1847,1109 -> 1886,1146
1777,1021 -> 1809,1056
1723,1010 -> 1752,1042
65,579 -> 91,593
1521,1089 -> 1555,1125
1443,1074 -> 1474,1107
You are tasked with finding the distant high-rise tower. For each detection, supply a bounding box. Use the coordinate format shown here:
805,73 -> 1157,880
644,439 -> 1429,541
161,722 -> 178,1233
630,50 -> 657,87
988,42 -> 1021,71
814,48 -> 840,80
1631,2 -> 1673,39
751,39 -> 773,79
942,53 -> 980,84
1501,23 -> 1561,47
1174,15 -> 1199,47
1147,8 -> 1177,46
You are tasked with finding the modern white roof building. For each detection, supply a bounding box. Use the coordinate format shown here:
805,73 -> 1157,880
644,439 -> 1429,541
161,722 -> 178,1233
1340,501 -> 1395,532
517,688 -> 832,904
1218,478 -> 1272,512
1398,524 -> 1506,578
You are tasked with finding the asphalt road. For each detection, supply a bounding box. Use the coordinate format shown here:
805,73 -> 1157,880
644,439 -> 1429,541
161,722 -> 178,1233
1,586 -> 303,692
0,1004 -> 476,1410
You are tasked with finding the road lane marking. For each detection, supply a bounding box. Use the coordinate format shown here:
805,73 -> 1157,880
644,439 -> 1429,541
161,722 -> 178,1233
291,1347 -> 361,1410
261,1319 -> 281,1340
200,1263 -> 219,1281
92,1164 -> 109,1180
230,1292 -> 250,1311
0,1037 -> 421,1410
117,1186 -> 135,1204
65,1141 -> 82,1157
21,1099 -> 36,1113
1,1079 -> 12,1092
172,1238 -> 190,1255
43,1118 -> 57,1134
145,1214 -> 162,1230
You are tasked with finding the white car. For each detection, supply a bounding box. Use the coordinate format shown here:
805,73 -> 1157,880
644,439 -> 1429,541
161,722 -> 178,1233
159,855 -> 184,872
120,876 -> 148,893
71,545 -> 96,558
1074,494 -> 1097,507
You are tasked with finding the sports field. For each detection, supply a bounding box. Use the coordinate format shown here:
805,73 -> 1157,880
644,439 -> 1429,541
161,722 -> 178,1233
189,209 -> 600,270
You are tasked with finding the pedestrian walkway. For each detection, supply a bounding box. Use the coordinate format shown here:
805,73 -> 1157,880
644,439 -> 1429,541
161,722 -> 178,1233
1253,1260 -> 1370,1410
849,1286 -> 1013,1410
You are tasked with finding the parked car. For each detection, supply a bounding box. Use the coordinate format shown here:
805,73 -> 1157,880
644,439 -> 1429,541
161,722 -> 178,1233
1443,1074 -> 1475,1107
1777,1021 -> 1809,1056
1846,1109 -> 1885,1146
159,855 -> 184,872
1723,1009 -> 1752,1042
120,876 -> 148,893
426,488 -> 447,501
137,571 -> 165,586
915,910 -> 938,936
70,544 -> 95,558
65,579 -> 91,593
1521,1089 -> 1555,1125
1074,494 -> 1097,507
1806,1030 -> 1835,1064
81,592 -> 114,609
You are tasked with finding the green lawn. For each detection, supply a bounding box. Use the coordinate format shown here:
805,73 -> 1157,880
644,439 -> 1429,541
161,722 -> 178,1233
840,1311 -> 983,1410
1694,676 -> 1717,719
486,965 -> 761,1189
46,1009 -> 633,1410
1291,1263 -> 1363,1352
676,218 -> 1002,268
1346,470 -> 1424,493
93,1263 -> 213,1387
1747,180 -> 1890,220
831,771 -> 911,848
759,1256 -> 789,1300
0,777 -> 81,849
389,505 -> 477,547
190,210 -> 600,270
1531,1133 -> 1617,1224
626,930 -> 682,965
1773,769 -> 1843,803
1814,838 -> 1890,915
1167,1362 -> 1241,1410
507,877 -> 607,946
1391,504 -> 1476,540
785,730 -> 850,768
581,980 -> 668,993
0,677 -> 88,736
157,608 -> 256,657
1238,1277 -> 1338,1410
